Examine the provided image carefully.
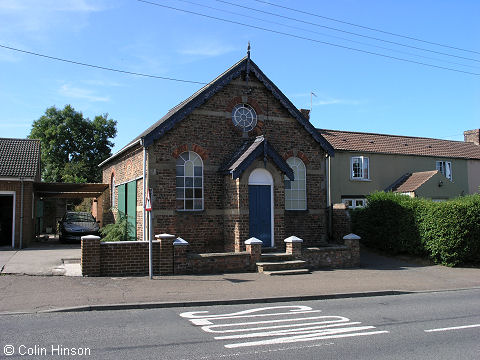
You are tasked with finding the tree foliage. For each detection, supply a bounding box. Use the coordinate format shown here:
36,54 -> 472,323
29,105 -> 117,183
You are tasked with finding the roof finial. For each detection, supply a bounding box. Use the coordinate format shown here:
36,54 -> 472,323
245,41 -> 251,85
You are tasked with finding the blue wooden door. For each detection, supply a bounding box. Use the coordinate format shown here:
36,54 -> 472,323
249,185 -> 272,247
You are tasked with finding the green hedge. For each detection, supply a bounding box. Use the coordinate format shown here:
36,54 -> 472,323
352,192 -> 480,266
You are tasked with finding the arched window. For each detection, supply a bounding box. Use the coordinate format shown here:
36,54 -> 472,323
285,157 -> 306,210
111,173 -> 115,208
176,151 -> 203,211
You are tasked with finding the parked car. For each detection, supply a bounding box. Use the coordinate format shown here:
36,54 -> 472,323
58,211 -> 100,243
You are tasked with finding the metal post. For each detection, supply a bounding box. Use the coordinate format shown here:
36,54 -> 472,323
149,208 -> 153,279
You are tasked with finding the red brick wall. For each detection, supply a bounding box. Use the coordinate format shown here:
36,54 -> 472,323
0,180 -> 35,248
185,252 -> 252,274
101,145 -> 145,240
332,203 -> 352,243
302,240 -> 360,269
144,74 -> 327,253
82,238 -> 161,276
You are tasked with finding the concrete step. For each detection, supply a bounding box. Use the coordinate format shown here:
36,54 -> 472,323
63,258 -> 80,264
256,260 -> 307,272
263,268 -> 311,276
261,247 -> 279,253
260,253 -> 293,262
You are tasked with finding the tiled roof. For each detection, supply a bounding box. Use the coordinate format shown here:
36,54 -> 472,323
318,129 -> 480,160
388,170 -> 438,192
0,138 -> 41,178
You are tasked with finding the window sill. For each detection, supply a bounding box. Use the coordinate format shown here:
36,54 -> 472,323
285,209 -> 309,213
350,178 -> 371,182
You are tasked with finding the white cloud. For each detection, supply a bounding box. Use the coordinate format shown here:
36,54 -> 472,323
0,0 -> 110,37
0,0 -> 105,13
313,98 -> 363,106
178,41 -> 237,57
289,92 -> 364,107
59,84 -> 110,102
81,79 -> 123,87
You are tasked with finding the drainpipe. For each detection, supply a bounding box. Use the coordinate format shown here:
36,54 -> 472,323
19,177 -> 24,249
142,141 -> 146,242
326,155 -> 332,240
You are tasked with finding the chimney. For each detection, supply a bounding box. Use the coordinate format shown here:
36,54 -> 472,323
464,129 -> 480,145
300,109 -> 310,121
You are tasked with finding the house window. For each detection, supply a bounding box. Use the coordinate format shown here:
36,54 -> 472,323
436,161 -> 452,181
343,198 -> 366,209
285,157 -> 307,210
176,151 -> 203,211
351,156 -> 369,180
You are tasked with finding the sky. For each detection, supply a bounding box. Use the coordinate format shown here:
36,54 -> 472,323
0,0 -> 479,153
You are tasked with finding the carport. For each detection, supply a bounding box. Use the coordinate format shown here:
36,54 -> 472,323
33,182 -> 109,240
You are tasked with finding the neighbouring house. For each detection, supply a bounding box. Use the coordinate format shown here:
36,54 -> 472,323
99,55 -> 335,252
319,128 -> 480,208
0,138 -> 41,248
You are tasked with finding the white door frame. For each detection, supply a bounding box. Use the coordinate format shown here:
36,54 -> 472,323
248,168 -> 274,248
0,191 -> 16,247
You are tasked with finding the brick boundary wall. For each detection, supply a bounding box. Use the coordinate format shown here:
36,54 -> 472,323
302,241 -> 360,269
82,237 -> 161,277
82,235 -> 360,277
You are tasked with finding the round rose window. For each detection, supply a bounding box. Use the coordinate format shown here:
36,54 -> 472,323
232,103 -> 257,132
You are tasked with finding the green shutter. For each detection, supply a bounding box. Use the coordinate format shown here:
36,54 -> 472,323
126,181 -> 137,241
117,184 -> 126,216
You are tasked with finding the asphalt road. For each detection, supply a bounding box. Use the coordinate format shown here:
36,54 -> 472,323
1,289 -> 479,359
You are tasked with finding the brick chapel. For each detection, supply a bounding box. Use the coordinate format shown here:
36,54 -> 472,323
100,53 -> 335,254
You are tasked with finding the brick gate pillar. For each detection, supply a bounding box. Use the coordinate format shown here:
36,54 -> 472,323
245,237 -> 263,270
284,236 -> 303,259
173,237 -> 189,274
155,233 -> 176,275
81,235 -> 101,276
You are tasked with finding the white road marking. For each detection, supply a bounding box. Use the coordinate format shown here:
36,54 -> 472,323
424,324 -> 480,333
202,316 -> 350,333
224,330 -> 389,348
180,305 -> 389,349
180,305 -> 321,323
201,314 -> 347,330
215,322 -> 364,340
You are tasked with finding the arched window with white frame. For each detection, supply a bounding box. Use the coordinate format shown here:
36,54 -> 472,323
285,157 -> 307,210
176,151 -> 204,211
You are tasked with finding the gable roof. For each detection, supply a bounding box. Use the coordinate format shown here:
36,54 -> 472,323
219,135 -> 294,180
386,170 -> 438,193
0,138 -> 41,178
318,129 -> 480,160
101,57 -> 334,167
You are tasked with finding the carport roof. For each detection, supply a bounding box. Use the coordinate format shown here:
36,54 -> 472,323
34,183 -> 109,198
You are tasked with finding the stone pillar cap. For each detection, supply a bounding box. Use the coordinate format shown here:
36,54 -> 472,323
245,237 -> 263,245
155,233 -> 176,239
284,236 -> 303,243
343,233 -> 361,240
174,237 -> 189,246
81,235 -> 101,241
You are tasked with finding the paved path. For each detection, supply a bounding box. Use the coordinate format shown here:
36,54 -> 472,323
0,243 -> 80,276
0,250 -> 478,314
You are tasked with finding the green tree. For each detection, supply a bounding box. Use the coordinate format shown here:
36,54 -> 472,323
29,105 -> 117,183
